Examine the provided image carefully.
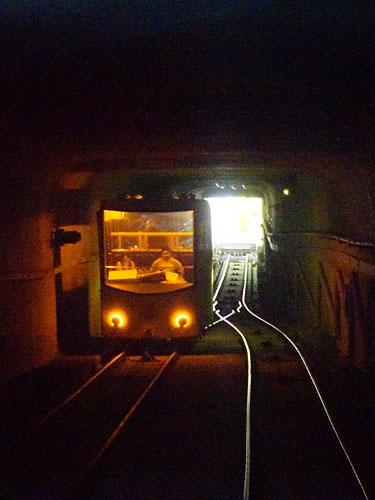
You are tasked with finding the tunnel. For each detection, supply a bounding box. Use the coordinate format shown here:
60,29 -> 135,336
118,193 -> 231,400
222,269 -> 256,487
1,154 -> 374,381
0,4 -> 373,381
1,5 -> 374,498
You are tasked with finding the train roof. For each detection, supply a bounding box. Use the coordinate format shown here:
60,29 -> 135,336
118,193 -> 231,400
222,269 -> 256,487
99,197 -> 210,212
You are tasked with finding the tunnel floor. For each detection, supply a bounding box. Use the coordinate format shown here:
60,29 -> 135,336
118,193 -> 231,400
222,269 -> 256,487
0,323 -> 374,499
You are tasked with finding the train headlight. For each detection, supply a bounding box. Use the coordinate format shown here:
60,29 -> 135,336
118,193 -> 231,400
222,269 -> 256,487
109,313 -> 126,328
174,313 -> 190,328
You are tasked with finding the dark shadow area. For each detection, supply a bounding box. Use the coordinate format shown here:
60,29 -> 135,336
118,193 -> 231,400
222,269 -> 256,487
55,274 -> 91,354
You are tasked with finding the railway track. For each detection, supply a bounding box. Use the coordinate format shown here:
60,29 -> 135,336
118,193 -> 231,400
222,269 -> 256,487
75,352 -> 248,500
0,352 -> 177,500
213,253 -> 369,500
0,254 -> 370,500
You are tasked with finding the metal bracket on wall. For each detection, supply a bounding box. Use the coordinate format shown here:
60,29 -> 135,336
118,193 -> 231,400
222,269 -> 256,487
52,228 -> 82,247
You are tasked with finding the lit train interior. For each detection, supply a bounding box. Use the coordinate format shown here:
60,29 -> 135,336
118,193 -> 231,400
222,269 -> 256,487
103,209 -> 194,292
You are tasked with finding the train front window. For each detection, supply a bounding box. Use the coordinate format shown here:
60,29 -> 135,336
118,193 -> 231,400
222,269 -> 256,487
102,210 -> 194,293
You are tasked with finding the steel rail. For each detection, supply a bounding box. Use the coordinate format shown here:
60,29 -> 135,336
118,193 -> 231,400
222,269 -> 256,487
214,309 -> 252,500
212,253 -> 231,303
213,253 -> 252,500
32,351 -> 128,430
241,254 -> 369,500
72,351 -> 178,490
205,308 -> 237,328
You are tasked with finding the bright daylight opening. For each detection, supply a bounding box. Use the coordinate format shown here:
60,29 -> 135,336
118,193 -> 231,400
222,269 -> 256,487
206,197 -> 263,255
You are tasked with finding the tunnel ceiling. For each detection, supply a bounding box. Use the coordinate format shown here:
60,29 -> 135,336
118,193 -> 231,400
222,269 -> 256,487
2,4 -> 375,390
51,148 -> 375,224
1,1 -> 374,182
88,164 -> 278,200
64,152 -> 373,192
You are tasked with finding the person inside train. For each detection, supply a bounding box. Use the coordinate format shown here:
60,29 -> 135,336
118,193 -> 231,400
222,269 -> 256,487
151,247 -> 184,277
116,254 -> 136,269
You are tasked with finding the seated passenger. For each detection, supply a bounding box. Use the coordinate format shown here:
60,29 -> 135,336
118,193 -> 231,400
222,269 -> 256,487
151,248 -> 184,277
116,254 -> 136,270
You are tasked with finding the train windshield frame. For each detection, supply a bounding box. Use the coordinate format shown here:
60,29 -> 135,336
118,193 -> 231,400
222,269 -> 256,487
102,209 -> 194,294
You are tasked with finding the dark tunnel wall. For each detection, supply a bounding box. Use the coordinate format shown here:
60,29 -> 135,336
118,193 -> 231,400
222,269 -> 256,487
265,236 -> 375,371
0,177 -> 58,380
263,161 -> 375,371
265,160 -> 375,238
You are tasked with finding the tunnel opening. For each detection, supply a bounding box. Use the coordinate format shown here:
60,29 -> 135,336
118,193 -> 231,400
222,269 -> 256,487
206,196 -> 264,260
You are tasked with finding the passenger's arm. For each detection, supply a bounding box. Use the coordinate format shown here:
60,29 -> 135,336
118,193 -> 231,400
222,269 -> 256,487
177,260 -> 184,277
